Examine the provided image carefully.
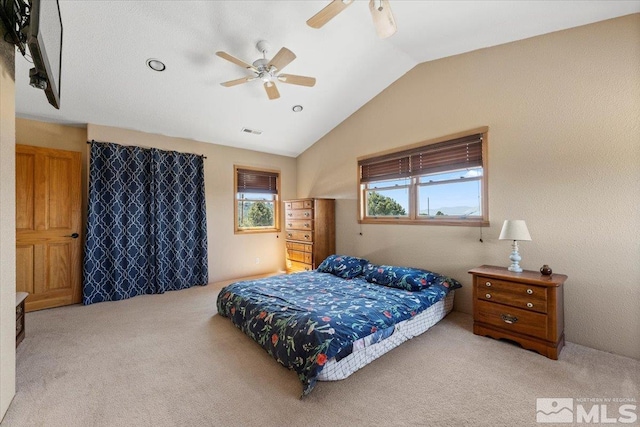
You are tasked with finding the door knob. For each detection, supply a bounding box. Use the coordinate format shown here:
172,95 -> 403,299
65,233 -> 79,239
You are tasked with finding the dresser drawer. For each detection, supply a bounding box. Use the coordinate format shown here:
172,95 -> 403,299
286,249 -> 312,264
286,259 -> 313,273
285,219 -> 313,230
286,209 -> 313,220
475,300 -> 548,340
286,242 -> 312,252
285,200 -> 313,210
286,230 -> 313,242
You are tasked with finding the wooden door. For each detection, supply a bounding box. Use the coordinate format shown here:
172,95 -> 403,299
16,145 -> 82,312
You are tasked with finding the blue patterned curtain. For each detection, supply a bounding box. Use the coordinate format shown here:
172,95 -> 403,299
83,141 -> 208,305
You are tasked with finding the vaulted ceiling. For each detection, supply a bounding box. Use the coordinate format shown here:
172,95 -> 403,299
14,1 -> 640,157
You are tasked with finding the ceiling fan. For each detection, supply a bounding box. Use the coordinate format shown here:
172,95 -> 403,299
307,0 -> 397,39
216,41 -> 317,100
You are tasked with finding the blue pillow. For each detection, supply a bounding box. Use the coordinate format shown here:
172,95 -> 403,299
363,264 -> 462,292
317,255 -> 369,279
436,275 -> 463,291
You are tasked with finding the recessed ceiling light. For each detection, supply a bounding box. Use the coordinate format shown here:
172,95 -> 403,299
292,105 -> 303,112
146,59 -> 166,72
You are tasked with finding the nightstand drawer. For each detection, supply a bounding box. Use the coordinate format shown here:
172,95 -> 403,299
478,289 -> 547,313
475,300 -> 548,340
476,277 -> 547,301
476,281 -> 547,313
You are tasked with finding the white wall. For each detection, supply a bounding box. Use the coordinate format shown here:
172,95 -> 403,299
296,15 -> 640,359
0,22 -> 16,420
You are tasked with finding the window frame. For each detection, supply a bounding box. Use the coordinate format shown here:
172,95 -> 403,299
357,127 -> 489,227
234,165 -> 281,234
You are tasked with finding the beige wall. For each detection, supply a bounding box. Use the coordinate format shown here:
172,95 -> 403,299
296,15 -> 640,359
0,23 -> 16,420
87,124 -> 297,281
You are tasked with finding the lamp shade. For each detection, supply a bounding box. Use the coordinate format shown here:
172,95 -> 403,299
499,220 -> 532,241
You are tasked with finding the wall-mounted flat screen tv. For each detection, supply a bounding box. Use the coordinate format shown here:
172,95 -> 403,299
27,0 -> 62,109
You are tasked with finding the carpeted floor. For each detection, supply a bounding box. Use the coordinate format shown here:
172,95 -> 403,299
2,278 -> 638,427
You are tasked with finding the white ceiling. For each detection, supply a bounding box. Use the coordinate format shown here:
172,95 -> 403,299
14,1 -> 640,157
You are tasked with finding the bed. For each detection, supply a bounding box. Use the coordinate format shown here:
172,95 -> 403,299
216,255 -> 461,396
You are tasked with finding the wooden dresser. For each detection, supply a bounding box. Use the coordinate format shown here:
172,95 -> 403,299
284,198 -> 335,273
469,265 -> 567,359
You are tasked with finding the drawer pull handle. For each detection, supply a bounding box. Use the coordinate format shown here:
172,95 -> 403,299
501,314 -> 518,324
304,235 -> 310,240
485,281 -> 491,287
287,213 -> 292,217
304,223 -> 310,228
287,233 -> 292,238
526,289 -> 533,295
304,212 -> 310,217
485,293 -> 491,299
287,223 -> 292,227
527,302 -> 534,308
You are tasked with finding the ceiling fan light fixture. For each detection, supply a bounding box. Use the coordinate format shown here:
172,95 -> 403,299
217,42 -> 315,100
146,58 -> 166,72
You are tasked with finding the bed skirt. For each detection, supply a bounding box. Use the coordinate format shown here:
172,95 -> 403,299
318,290 -> 455,381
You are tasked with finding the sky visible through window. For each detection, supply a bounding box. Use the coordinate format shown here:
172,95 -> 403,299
368,168 -> 482,217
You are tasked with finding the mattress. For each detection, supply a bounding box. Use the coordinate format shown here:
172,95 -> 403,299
217,269 -> 461,395
318,290 -> 455,381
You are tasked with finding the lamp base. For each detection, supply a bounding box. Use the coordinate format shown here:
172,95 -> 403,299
508,264 -> 523,273
507,240 -> 523,273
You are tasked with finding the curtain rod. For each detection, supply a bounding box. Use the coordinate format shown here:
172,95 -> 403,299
86,140 -> 207,159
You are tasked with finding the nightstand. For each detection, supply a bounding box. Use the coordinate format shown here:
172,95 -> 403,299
469,265 -> 567,359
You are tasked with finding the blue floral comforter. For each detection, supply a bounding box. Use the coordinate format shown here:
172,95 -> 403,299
216,271 -> 457,396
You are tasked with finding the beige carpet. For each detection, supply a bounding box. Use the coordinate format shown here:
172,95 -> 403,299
2,278 -> 638,427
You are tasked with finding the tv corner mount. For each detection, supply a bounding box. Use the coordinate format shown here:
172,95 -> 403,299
0,0 -> 31,55
2,0 -> 63,109
1,0 -> 44,89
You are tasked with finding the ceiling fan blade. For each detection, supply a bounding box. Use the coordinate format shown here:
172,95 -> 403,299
369,0 -> 397,39
216,51 -> 257,71
277,74 -> 316,87
307,0 -> 354,29
264,82 -> 280,100
220,77 -> 255,87
267,47 -> 296,72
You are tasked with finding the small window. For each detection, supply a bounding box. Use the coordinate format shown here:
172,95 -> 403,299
235,166 -> 280,233
358,128 -> 489,226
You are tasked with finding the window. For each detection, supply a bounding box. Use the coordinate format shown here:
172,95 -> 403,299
235,166 -> 280,233
358,127 -> 489,226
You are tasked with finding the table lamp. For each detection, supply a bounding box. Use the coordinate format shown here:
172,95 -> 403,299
499,220 -> 531,273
